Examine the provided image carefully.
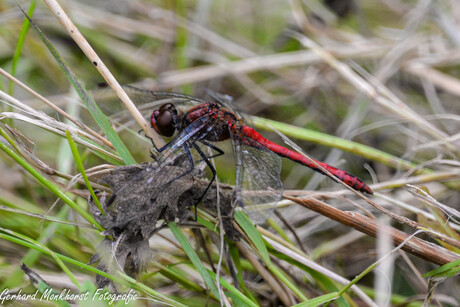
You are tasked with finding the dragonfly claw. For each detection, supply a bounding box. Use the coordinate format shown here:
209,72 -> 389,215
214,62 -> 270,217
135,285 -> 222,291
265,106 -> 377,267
139,129 -> 160,152
149,149 -> 158,161
191,198 -> 202,221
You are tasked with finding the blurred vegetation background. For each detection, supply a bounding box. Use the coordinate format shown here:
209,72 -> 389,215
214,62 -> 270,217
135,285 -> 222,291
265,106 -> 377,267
0,0 -> 459,306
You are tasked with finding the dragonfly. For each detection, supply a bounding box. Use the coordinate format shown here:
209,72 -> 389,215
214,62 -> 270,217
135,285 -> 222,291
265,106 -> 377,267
95,85 -> 373,223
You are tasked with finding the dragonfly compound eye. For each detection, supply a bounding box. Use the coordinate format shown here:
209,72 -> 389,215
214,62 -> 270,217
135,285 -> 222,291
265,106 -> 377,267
151,103 -> 176,137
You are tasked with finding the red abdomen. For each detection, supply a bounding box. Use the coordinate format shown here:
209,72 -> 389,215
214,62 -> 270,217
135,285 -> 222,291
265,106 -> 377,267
239,126 -> 373,194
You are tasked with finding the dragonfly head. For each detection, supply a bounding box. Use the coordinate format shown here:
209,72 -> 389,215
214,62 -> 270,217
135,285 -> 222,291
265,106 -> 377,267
150,103 -> 178,137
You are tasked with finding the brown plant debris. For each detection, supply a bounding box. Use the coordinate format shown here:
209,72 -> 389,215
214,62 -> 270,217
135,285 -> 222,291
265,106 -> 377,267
88,155 -> 239,288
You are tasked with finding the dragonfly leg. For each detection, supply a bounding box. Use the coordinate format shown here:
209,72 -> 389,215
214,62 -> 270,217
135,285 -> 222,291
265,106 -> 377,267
138,129 -> 173,155
106,194 -> 117,207
162,143 -> 200,220
199,140 -> 224,160
163,143 -> 202,221
138,129 -> 159,160
149,150 -> 157,161
192,143 -> 217,219
165,143 -> 196,185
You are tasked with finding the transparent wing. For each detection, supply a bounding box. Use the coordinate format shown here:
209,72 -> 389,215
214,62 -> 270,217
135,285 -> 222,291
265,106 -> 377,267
90,84 -> 208,129
232,132 -> 283,224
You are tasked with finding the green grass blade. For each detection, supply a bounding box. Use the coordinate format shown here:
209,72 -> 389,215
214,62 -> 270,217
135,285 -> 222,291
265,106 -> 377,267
87,147 -> 124,166
423,259 -> 460,278
252,116 -> 419,172
17,5 -> 136,165
78,135 -> 124,165
8,0 -> 37,95
268,249 -> 350,307
196,212 -> 221,234
235,212 -> 308,301
120,274 -> 188,307
266,217 -> 292,243
359,285 -> 425,307
228,242 -> 258,303
1,227 -> 80,289
168,222 -> 221,301
0,128 -> 103,232
1,205 -> 70,289
0,232 -> 187,307
292,292 -> 339,307
234,211 -> 271,264
266,264 -> 308,301
207,269 -> 259,307
66,130 -> 104,214
155,264 -> 204,292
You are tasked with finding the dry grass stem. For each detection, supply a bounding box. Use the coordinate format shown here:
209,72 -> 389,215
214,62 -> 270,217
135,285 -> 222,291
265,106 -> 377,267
42,0 -> 163,147
0,67 -> 113,149
285,195 -> 460,265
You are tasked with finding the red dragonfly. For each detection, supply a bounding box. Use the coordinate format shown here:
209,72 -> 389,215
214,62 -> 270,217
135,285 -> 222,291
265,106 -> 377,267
97,85 -> 373,222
